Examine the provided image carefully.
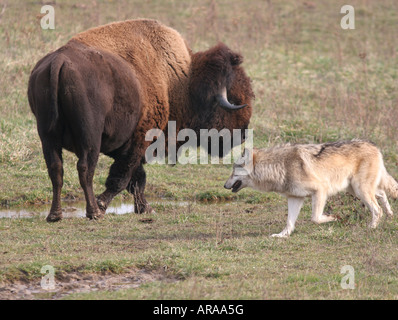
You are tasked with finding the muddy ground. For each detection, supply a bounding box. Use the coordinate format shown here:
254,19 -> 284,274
0,268 -> 177,300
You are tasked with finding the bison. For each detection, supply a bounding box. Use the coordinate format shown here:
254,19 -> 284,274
28,19 -> 254,222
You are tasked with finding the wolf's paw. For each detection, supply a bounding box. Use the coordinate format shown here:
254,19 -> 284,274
312,215 -> 337,224
368,220 -> 380,229
271,233 -> 289,238
271,229 -> 291,238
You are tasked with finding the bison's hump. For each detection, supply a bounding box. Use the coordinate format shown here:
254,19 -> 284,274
72,19 -> 191,68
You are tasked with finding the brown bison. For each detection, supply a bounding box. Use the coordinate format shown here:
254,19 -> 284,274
28,19 -> 254,222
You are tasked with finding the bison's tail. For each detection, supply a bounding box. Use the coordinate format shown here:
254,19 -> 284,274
48,56 -> 65,132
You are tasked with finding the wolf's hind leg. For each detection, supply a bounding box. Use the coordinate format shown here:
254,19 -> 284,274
366,196 -> 383,228
376,189 -> 393,218
271,197 -> 305,238
311,190 -> 337,224
352,180 -> 383,228
356,190 -> 383,228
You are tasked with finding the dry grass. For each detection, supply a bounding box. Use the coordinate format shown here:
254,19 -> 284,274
0,0 -> 397,299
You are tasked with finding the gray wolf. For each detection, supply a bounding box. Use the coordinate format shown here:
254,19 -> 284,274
224,140 -> 398,237
28,19 -> 254,222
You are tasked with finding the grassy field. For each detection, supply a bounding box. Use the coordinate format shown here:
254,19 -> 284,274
0,0 -> 397,299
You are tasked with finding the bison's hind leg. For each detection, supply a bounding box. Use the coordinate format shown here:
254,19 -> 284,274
41,138 -> 64,222
69,113 -> 103,220
77,149 -> 102,220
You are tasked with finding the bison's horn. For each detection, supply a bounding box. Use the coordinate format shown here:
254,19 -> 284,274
216,87 -> 247,111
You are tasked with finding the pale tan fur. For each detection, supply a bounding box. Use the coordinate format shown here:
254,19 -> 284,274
225,140 -> 397,237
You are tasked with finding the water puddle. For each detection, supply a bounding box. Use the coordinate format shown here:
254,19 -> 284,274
0,198 -> 191,219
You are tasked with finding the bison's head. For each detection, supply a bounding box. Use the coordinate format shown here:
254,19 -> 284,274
189,43 -> 254,157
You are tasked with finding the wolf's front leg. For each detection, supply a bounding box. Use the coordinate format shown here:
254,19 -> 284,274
311,191 -> 336,224
272,197 -> 305,238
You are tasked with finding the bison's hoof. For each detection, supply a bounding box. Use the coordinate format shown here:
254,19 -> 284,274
135,204 -> 155,214
146,206 -> 156,214
86,210 -> 104,220
96,198 -> 108,212
46,212 -> 63,223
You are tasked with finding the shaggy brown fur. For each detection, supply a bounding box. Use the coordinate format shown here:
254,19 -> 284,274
28,19 -> 254,222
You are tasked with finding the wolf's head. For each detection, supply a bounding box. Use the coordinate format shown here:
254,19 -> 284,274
224,148 -> 255,192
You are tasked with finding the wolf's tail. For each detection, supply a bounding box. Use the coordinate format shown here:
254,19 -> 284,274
380,169 -> 398,199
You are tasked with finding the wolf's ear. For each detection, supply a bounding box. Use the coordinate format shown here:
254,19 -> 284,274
235,148 -> 248,165
243,147 -> 250,156
242,148 -> 253,161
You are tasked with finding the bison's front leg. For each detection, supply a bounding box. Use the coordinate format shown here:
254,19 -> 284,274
126,164 -> 154,214
96,148 -> 141,214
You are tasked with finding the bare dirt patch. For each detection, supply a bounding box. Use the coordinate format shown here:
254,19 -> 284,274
0,268 -> 178,300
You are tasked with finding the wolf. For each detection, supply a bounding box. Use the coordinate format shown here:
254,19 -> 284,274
224,140 -> 398,237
